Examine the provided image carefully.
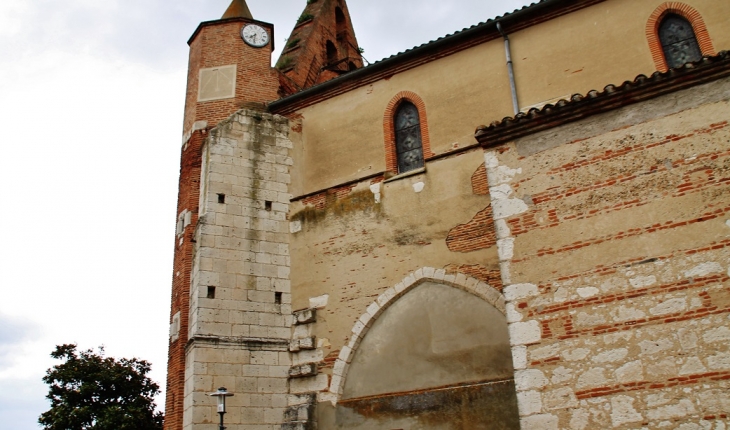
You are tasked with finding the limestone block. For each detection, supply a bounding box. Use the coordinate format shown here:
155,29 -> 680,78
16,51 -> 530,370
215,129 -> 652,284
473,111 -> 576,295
492,198 -> 529,220
531,343 -> 562,361
329,374 -> 342,395
289,374 -> 329,394
521,413 -> 559,430
551,366 -> 574,384
649,298 -> 687,316
570,409 -> 590,430
512,346 -> 528,370
351,320 -> 366,338
376,288 -> 397,307
684,262 -> 723,278
256,377 -> 288,394
679,356 -> 707,375
366,302 -> 380,317
639,338 -> 674,355
610,395 -> 643,427
646,398 -> 697,421
289,337 -> 316,352
517,390 -> 543,416
309,294 -> 329,309
707,352 -> 730,371
358,311 -> 373,328
333,359 -> 348,377
697,389 -> 730,414
615,360 -> 644,383
543,387 -> 578,411
294,309 -> 316,325
515,369 -> 549,391
291,349 -> 323,367
287,393 -> 315,408
593,348 -> 629,363
562,348 -> 590,362
504,283 -> 539,301
509,320 -> 542,346
629,275 -> 657,288
577,367 -> 608,389
338,346 -> 353,363
703,326 -> 730,343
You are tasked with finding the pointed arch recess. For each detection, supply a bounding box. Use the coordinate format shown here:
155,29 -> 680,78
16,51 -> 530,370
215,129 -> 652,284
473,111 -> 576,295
383,91 -> 434,174
327,267 -> 506,401
646,2 -> 715,72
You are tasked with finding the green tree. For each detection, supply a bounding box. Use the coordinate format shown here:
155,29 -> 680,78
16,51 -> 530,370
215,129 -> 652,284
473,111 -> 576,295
39,344 -> 164,430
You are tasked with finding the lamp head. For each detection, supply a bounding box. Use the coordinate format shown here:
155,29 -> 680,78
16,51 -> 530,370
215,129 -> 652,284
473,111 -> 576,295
209,387 -> 234,413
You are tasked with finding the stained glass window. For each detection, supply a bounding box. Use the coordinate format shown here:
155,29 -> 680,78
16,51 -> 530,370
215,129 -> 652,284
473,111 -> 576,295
394,102 -> 424,174
659,14 -> 702,69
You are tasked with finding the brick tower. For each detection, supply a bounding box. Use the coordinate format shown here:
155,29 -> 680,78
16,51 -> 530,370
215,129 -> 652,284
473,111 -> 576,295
276,0 -> 363,91
164,1 -> 282,429
166,1 -> 364,428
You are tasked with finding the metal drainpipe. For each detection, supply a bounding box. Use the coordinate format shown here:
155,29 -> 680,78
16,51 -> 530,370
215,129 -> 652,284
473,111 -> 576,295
497,22 -> 520,116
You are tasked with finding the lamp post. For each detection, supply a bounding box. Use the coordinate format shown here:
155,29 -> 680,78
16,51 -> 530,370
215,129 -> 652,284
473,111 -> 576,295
209,387 -> 234,430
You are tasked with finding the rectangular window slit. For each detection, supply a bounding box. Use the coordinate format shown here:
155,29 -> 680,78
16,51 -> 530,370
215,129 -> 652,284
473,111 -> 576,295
265,200 -> 273,211
217,194 -> 226,204
274,292 -> 282,304
207,286 -> 216,299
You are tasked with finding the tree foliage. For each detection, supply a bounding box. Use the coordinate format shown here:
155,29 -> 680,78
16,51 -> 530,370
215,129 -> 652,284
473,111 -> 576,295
39,344 -> 164,430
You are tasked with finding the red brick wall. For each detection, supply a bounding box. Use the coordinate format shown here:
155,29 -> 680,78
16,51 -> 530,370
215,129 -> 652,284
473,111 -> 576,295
164,130 -> 204,430
278,0 -> 363,90
183,19 -> 281,134
167,17 -> 282,430
486,82 -> 730,427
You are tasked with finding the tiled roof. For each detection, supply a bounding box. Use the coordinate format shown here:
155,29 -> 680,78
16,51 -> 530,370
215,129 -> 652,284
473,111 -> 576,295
475,51 -> 730,143
269,0 -> 589,113
364,1 -> 547,67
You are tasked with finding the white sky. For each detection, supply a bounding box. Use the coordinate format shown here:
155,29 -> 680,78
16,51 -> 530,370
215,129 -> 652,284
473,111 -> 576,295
0,1 -> 533,428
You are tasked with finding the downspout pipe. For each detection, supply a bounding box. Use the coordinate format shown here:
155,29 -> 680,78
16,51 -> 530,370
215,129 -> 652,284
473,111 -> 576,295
497,22 -> 520,116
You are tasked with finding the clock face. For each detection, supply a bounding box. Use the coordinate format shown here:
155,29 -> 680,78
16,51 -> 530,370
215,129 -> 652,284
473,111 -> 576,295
241,24 -> 269,48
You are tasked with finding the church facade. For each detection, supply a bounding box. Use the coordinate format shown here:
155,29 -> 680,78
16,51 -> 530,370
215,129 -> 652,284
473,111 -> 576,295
165,0 -> 730,428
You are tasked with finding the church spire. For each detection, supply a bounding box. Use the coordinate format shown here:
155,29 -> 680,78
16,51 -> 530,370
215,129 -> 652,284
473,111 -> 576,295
276,0 -> 363,92
222,0 -> 253,19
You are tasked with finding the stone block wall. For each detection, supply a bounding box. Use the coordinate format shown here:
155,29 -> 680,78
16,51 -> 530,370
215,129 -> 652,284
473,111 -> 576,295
183,110 -> 294,429
484,77 -> 730,429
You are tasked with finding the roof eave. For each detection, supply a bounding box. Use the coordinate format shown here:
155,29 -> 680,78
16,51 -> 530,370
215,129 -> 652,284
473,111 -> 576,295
268,0 -> 605,114
474,52 -> 730,148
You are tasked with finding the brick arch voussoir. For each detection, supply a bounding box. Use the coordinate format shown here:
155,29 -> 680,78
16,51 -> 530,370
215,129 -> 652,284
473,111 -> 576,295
326,267 -> 506,401
645,2 -> 715,72
383,91 -> 434,174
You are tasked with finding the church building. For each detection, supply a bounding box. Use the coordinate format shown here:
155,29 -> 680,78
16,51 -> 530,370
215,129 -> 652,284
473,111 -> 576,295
165,0 -> 730,428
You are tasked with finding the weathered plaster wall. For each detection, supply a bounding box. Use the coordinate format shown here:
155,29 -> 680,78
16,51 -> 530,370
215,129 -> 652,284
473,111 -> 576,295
288,149 -> 501,341
511,0 -> 730,109
183,110 -> 294,429
287,0 -> 730,198
485,77 -> 730,429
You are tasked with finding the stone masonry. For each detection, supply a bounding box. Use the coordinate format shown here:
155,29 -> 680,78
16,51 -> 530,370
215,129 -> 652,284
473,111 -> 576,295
183,109 -> 294,429
482,76 -> 730,429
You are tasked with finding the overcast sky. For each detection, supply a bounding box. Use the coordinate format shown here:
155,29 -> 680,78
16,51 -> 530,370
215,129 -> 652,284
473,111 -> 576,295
0,0 -> 533,428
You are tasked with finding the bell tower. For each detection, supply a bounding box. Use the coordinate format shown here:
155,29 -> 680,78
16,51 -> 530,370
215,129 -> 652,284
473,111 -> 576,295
165,2 -> 282,429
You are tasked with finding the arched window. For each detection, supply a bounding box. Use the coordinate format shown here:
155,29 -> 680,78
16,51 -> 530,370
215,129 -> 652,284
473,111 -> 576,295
394,102 -> 424,173
335,7 -> 346,34
659,14 -> 702,69
326,40 -> 338,64
646,3 -> 715,72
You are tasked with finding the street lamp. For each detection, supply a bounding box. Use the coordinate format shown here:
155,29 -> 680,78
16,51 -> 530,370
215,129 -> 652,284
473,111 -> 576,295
209,387 -> 234,430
